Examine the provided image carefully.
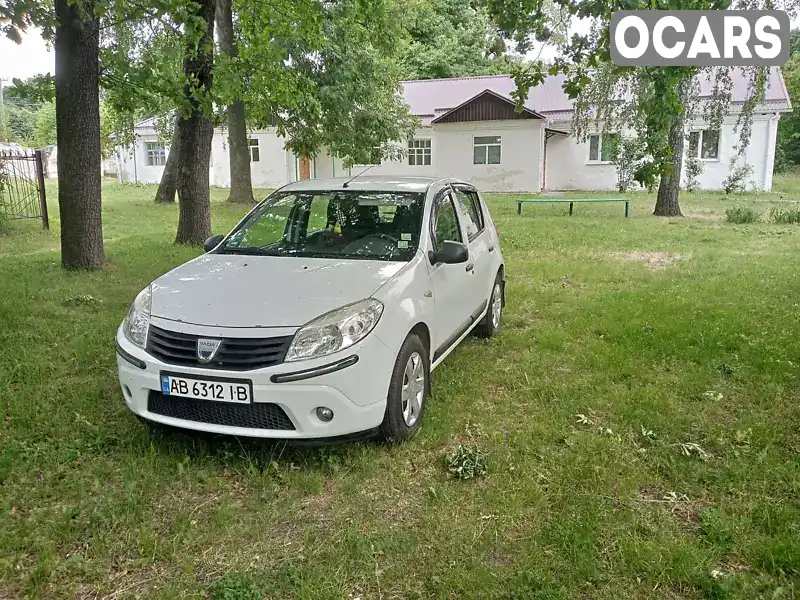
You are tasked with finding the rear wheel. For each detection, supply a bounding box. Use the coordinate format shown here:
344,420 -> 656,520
476,273 -> 503,338
378,333 -> 429,443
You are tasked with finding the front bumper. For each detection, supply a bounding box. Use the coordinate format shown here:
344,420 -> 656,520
116,325 -> 394,439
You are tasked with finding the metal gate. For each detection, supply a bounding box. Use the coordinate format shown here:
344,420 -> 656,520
0,150 -> 49,229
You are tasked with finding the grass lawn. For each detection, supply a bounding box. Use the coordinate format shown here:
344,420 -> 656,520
1,178 -> 799,599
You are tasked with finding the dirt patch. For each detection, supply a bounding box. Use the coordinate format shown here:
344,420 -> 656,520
620,251 -> 689,270
484,550 -> 509,567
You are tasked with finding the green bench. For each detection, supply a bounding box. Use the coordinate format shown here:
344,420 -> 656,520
517,197 -> 631,217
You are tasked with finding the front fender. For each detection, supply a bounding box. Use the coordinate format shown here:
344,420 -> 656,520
372,258 -> 433,356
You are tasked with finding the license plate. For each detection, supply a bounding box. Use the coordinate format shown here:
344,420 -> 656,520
160,373 -> 252,403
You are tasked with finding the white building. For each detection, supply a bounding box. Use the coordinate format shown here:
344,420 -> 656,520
116,70 -> 791,193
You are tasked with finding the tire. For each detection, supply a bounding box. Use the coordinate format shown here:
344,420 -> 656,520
378,333 -> 430,443
476,272 -> 503,339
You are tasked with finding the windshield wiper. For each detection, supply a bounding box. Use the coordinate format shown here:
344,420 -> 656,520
217,246 -> 278,256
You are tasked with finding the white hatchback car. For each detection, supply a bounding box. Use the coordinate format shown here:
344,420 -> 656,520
116,176 -> 505,442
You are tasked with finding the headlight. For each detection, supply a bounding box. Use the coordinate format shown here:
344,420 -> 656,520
123,286 -> 152,348
285,298 -> 383,362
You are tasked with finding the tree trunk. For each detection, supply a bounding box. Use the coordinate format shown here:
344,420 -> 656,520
654,93 -> 687,217
154,115 -> 181,204
55,0 -> 104,269
175,113 -> 213,244
216,0 -> 254,204
174,0 -> 216,245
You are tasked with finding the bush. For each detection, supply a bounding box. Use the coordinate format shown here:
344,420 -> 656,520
721,164 -> 754,194
726,205 -> 760,224
610,136 -> 646,193
769,205 -> 800,224
684,155 -> 703,191
444,443 -> 488,479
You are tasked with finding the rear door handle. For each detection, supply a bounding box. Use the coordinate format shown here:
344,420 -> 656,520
488,245 -> 495,253
465,263 -> 474,272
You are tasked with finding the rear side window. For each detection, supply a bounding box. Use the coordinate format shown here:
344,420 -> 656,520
453,188 -> 484,240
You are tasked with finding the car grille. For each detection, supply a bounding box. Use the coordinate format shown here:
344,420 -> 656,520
147,391 -> 296,430
146,325 -> 292,371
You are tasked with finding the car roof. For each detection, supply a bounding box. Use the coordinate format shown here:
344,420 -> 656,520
280,176 -> 470,193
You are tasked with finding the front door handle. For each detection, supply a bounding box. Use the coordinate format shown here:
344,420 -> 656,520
465,262 -> 474,272
488,245 -> 495,253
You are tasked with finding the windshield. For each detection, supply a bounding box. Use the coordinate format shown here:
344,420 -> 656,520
218,190 -> 425,261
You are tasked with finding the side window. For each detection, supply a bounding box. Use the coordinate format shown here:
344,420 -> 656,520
453,188 -> 484,239
432,193 -> 462,250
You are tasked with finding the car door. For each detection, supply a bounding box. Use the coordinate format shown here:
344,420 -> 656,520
427,189 -> 475,358
452,185 -> 493,312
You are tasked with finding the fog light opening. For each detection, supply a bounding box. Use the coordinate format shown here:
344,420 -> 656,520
315,406 -> 334,423
123,385 -> 132,399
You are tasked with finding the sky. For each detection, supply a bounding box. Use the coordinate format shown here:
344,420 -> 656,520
0,19 -> 591,81
2,15 -> 799,83
0,29 -> 54,81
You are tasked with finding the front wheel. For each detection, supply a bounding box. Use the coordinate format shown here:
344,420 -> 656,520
476,274 -> 503,339
378,333 -> 430,443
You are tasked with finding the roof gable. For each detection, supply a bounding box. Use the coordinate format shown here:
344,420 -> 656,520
431,89 -> 544,124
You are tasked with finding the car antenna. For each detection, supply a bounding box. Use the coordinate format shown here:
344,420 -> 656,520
342,164 -> 375,188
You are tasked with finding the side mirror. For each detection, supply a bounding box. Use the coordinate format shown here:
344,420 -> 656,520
429,240 -> 468,265
204,234 -> 225,253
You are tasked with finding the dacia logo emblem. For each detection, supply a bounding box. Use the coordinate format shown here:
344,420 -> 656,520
197,338 -> 222,364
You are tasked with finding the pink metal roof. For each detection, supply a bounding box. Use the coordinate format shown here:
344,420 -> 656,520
402,74 -> 573,119
401,69 -> 791,120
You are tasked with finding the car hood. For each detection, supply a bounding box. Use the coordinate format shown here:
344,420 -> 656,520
150,254 -> 406,328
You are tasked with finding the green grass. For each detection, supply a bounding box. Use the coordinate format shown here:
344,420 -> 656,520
1,179 -> 799,599
725,206 -> 761,224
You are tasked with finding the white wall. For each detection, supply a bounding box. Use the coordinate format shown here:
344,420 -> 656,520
545,121 -> 623,191
433,120 -> 543,192
544,114 -> 782,192
314,153 -> 354,179
210,128 -> 293,189
685,114 -> 779,191
311,126 -> 437,181
115,111 -> 782,193
117,133 -> 168,185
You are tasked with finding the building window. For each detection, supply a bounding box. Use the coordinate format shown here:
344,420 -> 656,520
408,139 -> 431,166
587,133 -> 619,163
688,129 -> 720,160
145,142 -> 166,166
249,138 -> 260,162
473,136 -> 501,165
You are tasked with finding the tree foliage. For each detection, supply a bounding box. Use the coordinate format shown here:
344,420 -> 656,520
487,0 -> 800,215
33,101 -> 56,147
237,0 -> 416,166
775,29 -> 800,171
0,75 -> 53,145
398,0 -> 512,80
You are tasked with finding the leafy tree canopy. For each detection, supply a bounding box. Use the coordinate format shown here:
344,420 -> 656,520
397,0 -> 512,80
775,29 -> 800,170
487,0 -> 800,193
